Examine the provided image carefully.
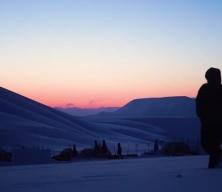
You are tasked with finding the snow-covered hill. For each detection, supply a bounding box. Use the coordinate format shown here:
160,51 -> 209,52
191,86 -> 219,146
0,156 -> 220,192
0,87 -> 168,149
92,97 -> 196,118
117,96 -> 196,117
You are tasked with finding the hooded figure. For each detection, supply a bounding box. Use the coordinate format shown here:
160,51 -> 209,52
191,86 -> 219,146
196,67 -> 222,168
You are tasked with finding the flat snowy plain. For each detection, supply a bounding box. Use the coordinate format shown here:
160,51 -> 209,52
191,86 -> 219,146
1,156 -> 222,192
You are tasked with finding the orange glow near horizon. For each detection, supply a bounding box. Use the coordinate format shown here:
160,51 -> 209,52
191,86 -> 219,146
2,83 -> 198,108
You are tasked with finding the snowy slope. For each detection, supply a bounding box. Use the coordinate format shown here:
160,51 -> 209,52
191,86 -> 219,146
0,156 -> 221,192
0,87 -> 167,149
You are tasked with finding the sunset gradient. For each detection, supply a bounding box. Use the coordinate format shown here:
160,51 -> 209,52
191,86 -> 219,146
1,0 -> 222,108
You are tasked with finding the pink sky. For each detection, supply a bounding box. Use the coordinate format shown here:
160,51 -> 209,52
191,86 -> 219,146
1,1 -> 221,108
2,82 -> 198,108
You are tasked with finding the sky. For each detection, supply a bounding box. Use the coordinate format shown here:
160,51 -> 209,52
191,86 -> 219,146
0,0 -> 222,108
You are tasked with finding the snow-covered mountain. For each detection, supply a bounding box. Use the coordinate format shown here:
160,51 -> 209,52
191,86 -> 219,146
117,96 -> 196,117
0,87 -> 168,149
92,97 -> 196,118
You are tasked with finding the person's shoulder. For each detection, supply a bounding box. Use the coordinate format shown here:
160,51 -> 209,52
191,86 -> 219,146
199,83 -> 208,91
197,84 -> 209,96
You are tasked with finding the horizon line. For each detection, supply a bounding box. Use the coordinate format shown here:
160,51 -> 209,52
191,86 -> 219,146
0,86 -> 196,109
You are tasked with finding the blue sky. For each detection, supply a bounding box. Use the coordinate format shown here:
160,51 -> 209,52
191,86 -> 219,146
0,0 -> 222,107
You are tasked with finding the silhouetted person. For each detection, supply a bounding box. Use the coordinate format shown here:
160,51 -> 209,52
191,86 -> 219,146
196,67 -> 222,168
117,143 -> 122,158
101,140 -> 108,154
94,140 -> 99,152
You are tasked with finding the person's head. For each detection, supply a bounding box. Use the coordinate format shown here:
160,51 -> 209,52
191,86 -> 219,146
205,67 -> 221,85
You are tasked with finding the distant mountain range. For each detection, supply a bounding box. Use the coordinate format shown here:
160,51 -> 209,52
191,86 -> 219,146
58,97 -> 197,118
56,107 -> 119,116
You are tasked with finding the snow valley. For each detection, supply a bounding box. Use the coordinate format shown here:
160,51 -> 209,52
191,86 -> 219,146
0,87 -> 200,150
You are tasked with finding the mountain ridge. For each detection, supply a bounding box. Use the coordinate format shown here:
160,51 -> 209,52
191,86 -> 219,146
110,96 -> 196,118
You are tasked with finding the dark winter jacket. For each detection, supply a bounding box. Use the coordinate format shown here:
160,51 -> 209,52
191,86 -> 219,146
196,83 -> 222,127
